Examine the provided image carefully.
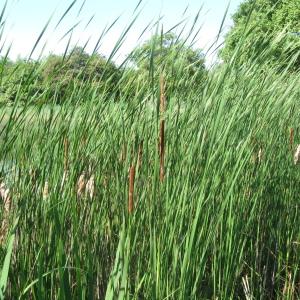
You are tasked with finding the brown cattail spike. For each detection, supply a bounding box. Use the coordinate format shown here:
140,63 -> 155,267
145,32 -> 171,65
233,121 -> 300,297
128,166 -> 135,214
289,128 -> 294,151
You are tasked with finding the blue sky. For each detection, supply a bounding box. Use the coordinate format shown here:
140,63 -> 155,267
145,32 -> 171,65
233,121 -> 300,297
2,0 -> 243,63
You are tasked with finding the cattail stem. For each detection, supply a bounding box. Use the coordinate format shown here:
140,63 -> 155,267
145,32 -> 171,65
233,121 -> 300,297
138,140 -> 143,168
119,143 -> 127,162
159,74 -> 166,182
63,137 -> 69,171
0,182 -> 11,244
128,166 -> 135,214
159,120 -> 165,181
160,75 -> 166,114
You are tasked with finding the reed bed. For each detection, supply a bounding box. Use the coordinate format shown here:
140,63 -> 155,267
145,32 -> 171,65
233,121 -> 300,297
0,3 -> 299,300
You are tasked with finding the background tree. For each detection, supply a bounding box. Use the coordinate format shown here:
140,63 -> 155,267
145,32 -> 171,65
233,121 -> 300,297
130,32 -> 207,94
41,47 -> 121,103
220,0 -> 300,70
0,58 -> 42,104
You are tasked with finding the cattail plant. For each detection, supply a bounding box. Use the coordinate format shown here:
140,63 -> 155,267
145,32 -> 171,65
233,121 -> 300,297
0,181 -> 11,244
63,137 -> 69,172
86,174 -> 95,199
61,137 -> 69,189
160,75 -> 166,114
282,272 -> 294,297
77,172 -> 86,197
128,166 -> 135,214
242,275 -> 252,300
159,74 -> 166,182
159,120 -> 165,181
119,143 -> 127,162
258,148 -> 263,163
43,181 -> 49,200
137,140 -> 143,168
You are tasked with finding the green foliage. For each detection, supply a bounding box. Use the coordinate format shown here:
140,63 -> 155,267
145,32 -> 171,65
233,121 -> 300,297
0,3 -> 299,298
221,0 -> 300,70
0,47 -> 121,105
0,57 -> 299,299
130,32 -> 207,93
0,59 -> 42,104
40,47 -> 121,104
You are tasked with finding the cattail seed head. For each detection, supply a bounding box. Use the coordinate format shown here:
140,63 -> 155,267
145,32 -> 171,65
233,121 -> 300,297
0,181 -> 11,244
0,182 -> 11,211
77,173 -> 86,197
86,174 -> 95,199
128,166 -> 135,214
258,148 -> 263,163
160,74 -> 166,116
43,181 -> 49,200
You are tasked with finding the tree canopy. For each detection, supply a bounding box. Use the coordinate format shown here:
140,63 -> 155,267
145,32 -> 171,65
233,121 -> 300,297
0,47 -> 121,104
0,34 -> 208,104
130,32 -> 206,86
221,0 -> 300,69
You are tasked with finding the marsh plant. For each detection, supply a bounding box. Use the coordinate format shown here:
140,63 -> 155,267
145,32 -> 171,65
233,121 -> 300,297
0,0 -> 299,299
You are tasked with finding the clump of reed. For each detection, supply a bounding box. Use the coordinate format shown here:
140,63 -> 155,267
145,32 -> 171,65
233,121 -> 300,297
0,3 -> 299,300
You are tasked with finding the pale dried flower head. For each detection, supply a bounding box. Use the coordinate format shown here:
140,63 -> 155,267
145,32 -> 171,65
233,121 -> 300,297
77,173 -> 86,197
0,181 -> 11,244
242,275 -> 252,300
0,182 -> 11,216
258,148 -> 263,163
86,174 -> 95,199
61,170 -> 69,190
43,181 -> 49,200
294,144 -> 300,165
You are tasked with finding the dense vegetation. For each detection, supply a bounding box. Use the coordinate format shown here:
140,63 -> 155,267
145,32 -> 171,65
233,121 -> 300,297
0,33 -> 206,105
221,0 -> 300,70
0,0 -> 299,299
0,47 -> 120,104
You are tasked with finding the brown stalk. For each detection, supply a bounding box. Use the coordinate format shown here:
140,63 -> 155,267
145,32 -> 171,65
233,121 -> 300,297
160,75 -> 166,114
128,166 -> 135,214
290,128 -> 294,151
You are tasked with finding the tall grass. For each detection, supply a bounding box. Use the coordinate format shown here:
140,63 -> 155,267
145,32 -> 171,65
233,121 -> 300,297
0,1 -> 299,299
